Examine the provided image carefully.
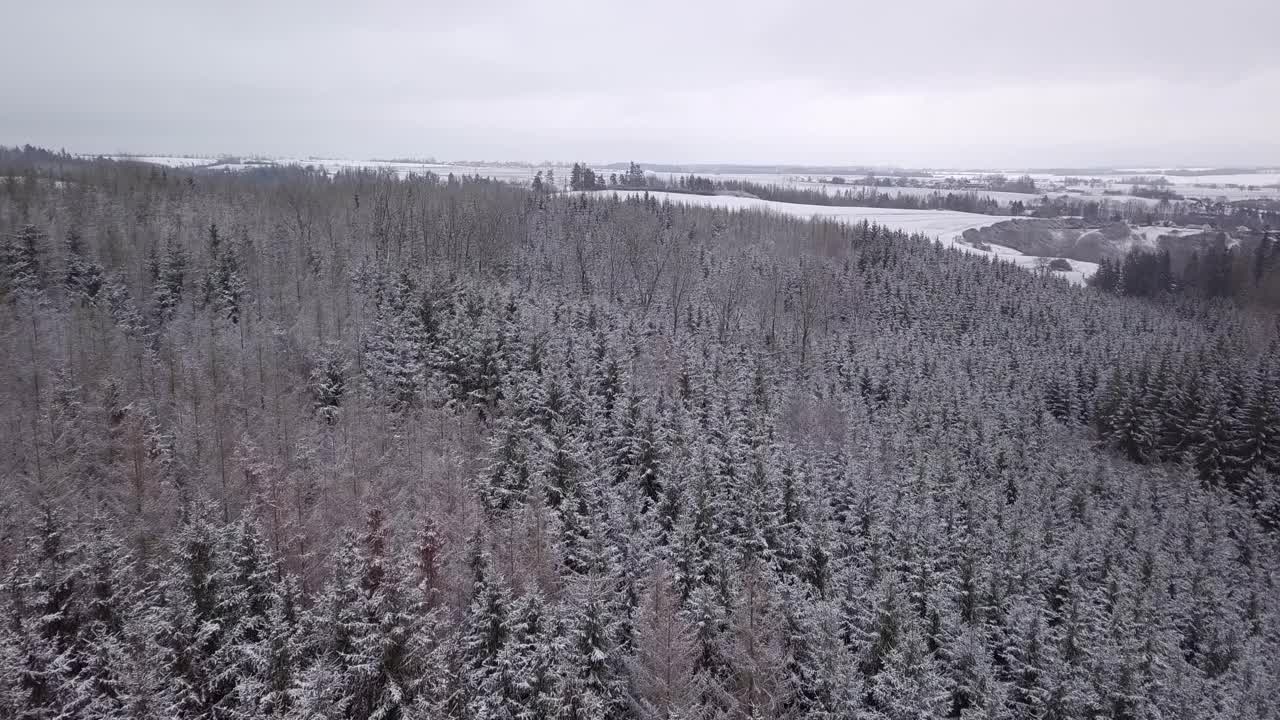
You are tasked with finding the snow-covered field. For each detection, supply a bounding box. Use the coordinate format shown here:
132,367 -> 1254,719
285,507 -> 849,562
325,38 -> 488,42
601,190 -> 1094,285
795,182 -> 1045,205
274,158 -> 543,182
980,241 -> 1100,286
601,190 -> 1000,240
797,175 -> 1279,205
107,155 -> 216,167
103,154 -> 539,181
1159,172 -> 1280,187
935,170 -> 1280,202
108,155 -> 1280,203
1157,185 -> 1280,201
1053,188 -> 1161,206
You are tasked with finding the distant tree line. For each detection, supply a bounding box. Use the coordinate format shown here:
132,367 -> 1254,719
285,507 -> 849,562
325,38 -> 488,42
716,180 -> 1006,214
1126,186 -> 1185,201
568,161 -> 1278,234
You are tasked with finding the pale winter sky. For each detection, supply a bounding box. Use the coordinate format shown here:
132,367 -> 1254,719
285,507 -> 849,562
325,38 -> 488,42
3,0 -> 1278,168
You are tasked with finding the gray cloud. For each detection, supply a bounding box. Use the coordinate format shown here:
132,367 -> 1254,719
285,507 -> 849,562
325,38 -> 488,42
3,0 -> 1278,167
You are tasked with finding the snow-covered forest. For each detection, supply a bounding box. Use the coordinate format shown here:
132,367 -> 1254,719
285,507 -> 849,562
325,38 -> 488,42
1,147 -> 1278,719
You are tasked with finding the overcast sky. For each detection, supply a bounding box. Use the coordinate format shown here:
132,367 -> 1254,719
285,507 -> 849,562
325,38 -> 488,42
3,0 -> 1278,168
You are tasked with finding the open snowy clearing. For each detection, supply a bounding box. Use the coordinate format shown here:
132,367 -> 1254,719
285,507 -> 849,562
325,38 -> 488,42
982,241 -> 1099,286
600,190 -> 1001,240
601,190 -> 1094,285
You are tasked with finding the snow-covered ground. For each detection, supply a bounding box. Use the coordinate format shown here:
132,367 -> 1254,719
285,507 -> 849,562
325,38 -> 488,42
274,158 -> 537,180
795,182 -> 1045,205
103,154 -> 538,180
109,155 -> 1280,203
933,170 -> 1280,202
1129,225 -> 1207,248
980,241 -> 1100,286
205,163 -> 269,171
106,155 -> 217,167
1052,187 -> 1161,206
601,190 -> 999,240
1157,185 -> 1280,201
798,174 -> 1276,206
601,190 -> 1093,285
1159,172 -> 1280,187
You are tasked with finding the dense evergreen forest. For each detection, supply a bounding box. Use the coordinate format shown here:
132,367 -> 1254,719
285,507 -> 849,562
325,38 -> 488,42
1090,234 -> 1280,309
1,146 -> 1278,719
